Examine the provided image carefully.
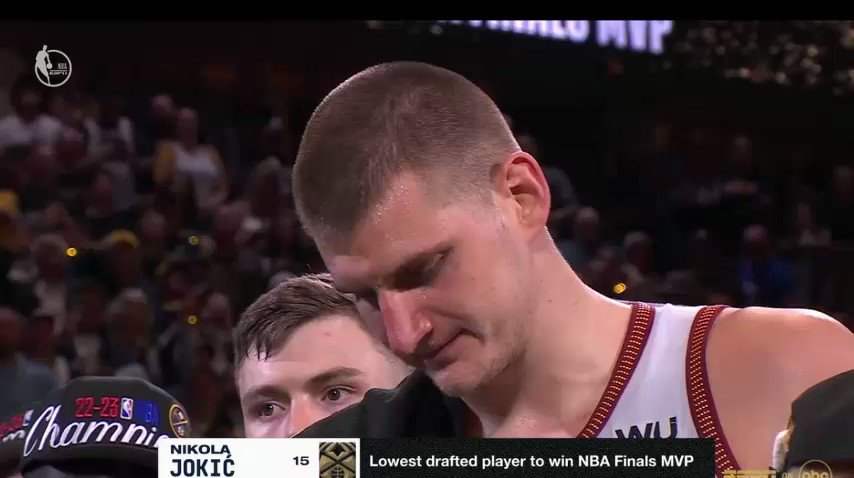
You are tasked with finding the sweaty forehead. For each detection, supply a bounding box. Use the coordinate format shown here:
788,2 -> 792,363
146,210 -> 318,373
320,172 -> 456,287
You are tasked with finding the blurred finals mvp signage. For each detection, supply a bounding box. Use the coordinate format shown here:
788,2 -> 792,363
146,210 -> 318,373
439,20 -> 674,55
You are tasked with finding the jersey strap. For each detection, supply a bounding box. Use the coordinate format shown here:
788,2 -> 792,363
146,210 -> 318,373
686,305 -> 740,477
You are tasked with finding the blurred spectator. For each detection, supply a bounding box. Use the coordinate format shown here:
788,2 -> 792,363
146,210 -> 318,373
719,134 -> 773,251
0,145 -> 29,192
0,307 -> 56,417
100,230 -> 156,300
259,116 -> 292,173
47,90 -> 82,126
105,288 -> 157,381
174,364 -> 236,438
84,95 -> 135,159
99,135 -> 138,214
63,280 -> 110,377
739,224 -> 796,307
209,203 -> 248,305
197,291 -> 234,377
0,190 -> 36,316
584,245 -> 629,299
153,108 -> 228,221
137,94 -> 177,159
0,83 -> 62,150
138,209 -> 172,277
247,158 -> 288,225
658,270 -> 709,306
35,201 -> 90,250
55,125 -> 95,197
668,229 -> 737,304
669,128 -> 725,231
622,231 -> 661,289
560,206 -> 604,271
518,132 -> 579,210
82,170 -> 123,239
155,173 -> 200,233
825,164 -> 854,244
23,313 -> 70,387
8,234 -> 70,334
786,200 -> 831,248
18,145 -> 62,212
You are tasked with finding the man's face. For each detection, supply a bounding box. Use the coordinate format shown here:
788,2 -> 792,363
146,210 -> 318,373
237,315 -> 409,438
317,172 -> 533,397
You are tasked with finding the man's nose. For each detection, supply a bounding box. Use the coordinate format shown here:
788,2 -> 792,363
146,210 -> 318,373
286,400 -> 326,438
378,289 -> 432,356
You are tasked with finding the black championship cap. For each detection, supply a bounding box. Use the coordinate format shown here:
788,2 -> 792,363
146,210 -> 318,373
784,369 -> 854,468
18,376 -> 191,477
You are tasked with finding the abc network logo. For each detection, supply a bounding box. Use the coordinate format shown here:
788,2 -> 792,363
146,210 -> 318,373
782,460 -> 834,478
34,45 -> 72,88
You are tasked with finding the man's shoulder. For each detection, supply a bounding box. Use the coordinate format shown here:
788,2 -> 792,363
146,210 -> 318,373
710,306 -> 854,377
297,371 -> 461,439
704,306 -> 854,467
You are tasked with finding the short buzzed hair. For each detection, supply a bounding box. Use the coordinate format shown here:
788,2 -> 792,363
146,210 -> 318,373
234,273 -> 361,369
293,61 -> 519,241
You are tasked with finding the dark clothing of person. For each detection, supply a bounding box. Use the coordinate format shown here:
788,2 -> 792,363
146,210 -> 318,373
297,371 -> 463,438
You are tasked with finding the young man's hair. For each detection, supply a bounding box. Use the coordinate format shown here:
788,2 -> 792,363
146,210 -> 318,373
234,273 -> 362,369
292,61 -> 519,241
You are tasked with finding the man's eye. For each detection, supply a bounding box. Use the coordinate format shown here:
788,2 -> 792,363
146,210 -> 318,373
257,403 -> 284,418
323,387 -> 351,402
397,252 -> 448,290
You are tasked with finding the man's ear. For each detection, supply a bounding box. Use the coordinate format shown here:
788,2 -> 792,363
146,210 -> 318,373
494,152 -> 551,235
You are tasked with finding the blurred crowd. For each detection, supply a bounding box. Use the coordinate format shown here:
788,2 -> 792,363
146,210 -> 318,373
667,21 -> 854,94
0,77 -> 318,437
1,28 -> 853,437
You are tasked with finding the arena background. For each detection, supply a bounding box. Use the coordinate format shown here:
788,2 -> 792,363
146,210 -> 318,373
0,20 -> 853,438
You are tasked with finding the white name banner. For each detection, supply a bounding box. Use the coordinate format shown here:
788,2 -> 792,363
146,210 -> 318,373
158,438 -> 360,478
439,20 -> 674,55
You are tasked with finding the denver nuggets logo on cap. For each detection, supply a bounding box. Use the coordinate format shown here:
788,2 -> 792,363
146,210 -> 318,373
169,404 -> 190,438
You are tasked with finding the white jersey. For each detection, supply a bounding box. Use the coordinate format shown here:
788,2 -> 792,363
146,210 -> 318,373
574,303 -> 741,476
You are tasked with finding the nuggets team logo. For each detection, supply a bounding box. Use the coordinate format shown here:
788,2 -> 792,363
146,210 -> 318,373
120,398 -> 134,420
34,45 -> 72,88
169,404 -> 190,438
319,442 -> 357,478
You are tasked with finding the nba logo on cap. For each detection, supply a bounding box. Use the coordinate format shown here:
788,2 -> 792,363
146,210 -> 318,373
22,410 -> 33,427
120,398 -> 134,420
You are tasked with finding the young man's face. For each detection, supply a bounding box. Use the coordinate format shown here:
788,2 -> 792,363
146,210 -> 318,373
237,314 -> 410,438
316,171 -> 536,398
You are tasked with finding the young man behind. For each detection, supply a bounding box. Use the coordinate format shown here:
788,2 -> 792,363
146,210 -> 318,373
234,273 -> 411,438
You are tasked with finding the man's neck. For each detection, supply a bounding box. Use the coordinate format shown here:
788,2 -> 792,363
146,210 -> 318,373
462,242 -> 633,437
